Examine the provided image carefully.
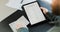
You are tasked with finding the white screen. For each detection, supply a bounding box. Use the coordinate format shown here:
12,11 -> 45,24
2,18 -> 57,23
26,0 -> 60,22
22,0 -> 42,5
24,2 -> 46,25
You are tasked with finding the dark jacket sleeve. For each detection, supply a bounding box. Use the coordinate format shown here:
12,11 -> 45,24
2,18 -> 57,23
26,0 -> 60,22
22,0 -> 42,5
46,12 -> 60,21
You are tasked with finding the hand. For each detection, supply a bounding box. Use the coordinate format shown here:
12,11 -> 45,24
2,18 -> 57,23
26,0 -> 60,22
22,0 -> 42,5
40,7 -> 48,15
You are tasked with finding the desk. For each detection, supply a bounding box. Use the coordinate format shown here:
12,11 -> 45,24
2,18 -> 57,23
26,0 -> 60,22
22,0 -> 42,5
0,10 -> 53,32
0,21 -> 53,32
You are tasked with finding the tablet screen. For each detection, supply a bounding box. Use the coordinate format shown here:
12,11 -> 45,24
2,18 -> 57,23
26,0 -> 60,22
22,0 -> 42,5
23,1 -> 46,25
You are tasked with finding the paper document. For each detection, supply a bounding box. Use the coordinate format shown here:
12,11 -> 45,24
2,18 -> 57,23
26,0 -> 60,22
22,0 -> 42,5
24,2 -> 46,25
9,16 -> 29,32
6,0 -> 36,10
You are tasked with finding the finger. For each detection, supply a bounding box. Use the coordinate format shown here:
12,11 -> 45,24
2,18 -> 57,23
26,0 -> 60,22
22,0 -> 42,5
40,7 -> 48,14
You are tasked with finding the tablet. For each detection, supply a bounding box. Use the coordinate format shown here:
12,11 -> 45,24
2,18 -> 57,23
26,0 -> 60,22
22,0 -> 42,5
22,1 -> 46,25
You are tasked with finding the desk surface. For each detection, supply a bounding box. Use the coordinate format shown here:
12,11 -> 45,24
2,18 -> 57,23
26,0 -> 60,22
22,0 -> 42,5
0,22 -> 53,32
0,10 -> 53,32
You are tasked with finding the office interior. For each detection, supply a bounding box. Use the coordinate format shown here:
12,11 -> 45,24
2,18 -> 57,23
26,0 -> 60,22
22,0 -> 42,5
0,0 -> 60,32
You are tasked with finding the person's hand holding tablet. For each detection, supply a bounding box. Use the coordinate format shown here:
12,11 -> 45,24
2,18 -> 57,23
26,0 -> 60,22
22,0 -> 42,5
22,1 -> 47,25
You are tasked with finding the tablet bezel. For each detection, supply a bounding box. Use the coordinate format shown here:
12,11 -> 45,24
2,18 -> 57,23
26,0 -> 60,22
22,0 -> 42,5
22,1 -> 49,25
